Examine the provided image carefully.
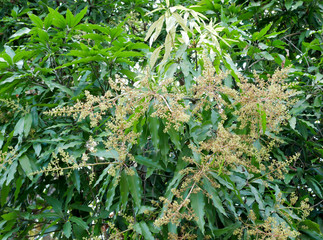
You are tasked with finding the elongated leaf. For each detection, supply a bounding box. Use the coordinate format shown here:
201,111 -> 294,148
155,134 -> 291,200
63,221 -> 72,238
120,170 -> 129,211
127,167 -> 143,211
150,45 -> 163,68
250,185 -> 264,210
70,216 -> 89,230
191,191 -> 205,234
28,14 -> 43,28
105,172 -> 119,211
139,221 -> 154,240
9,27 -> 31,39
134,155 -> 162,169
203,177 -> 227,216
19,155 -> 33,180
24,113 -> 32,137
43,196 -> 64,218
148,116 -> 159,149
13,117 -> 24,136
73,7 -> 88,27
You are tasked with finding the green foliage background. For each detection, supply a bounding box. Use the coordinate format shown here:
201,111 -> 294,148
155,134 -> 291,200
0,0 -> 322,239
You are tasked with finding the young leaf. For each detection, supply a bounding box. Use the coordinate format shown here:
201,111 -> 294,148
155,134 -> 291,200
28,14 -> 43,28
73,7 -> 88,27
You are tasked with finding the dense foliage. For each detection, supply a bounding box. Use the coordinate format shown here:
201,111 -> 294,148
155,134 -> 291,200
0,0 -> 322,239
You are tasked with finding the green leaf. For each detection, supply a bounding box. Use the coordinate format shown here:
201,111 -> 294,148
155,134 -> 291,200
48,8 -> 66,29
63,221 -> 72,238
257,22 -> 273,40
120,170 -> 129,211
73,7 -> 88,27
105,172 -> 119,211
250,185 -> 264,210
168,126 -> 181,150
24,113 -> 32,137
1,184 -> 11,207
19,155 -> 33,180
260,51 -> 274,60
127,167 -> 143,211
148,116 -> 159,149
66,9 -> 74,27
134,155 -> 162,169
203,177 -> 227,216
28,14 -> 43,28
0,132 -> 4,149
257,103 -> 267,134
191,191 -> 205,234
70,216 -> 89,230
9,27 -> 31,39
139,221 -> 154,240
43,196 -> 64,218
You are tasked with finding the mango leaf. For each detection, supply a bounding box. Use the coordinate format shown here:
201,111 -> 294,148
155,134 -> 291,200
23,113 -> 32,137
28,14 -> 43,28
9,27 -> 31,39
139,221 -> 154,240
43,196 -> 64,218
0,132 -> 4,149
250,185 -> 264,210
13,117 -> 24,137
203,177 -> 227,216
127,167 -> 143,211
73,7 -> 88,27
148,116 -> 159,149
150,45 -> 163,68
63,221 -> 72,238
134,155 -> 162,169
120,170 -> 129,211
19,155 -> 33,180
105,172 -> 120,211
70,216 -> 89,230
191,191 -> 205,234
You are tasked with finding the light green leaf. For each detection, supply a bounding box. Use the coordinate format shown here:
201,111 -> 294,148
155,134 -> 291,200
66,9 -> 74,27
191,191 -> 205,234
150,45 -> 163,69
289,117 -> 296,129
73,7 -> 88,27
28,14 -> 43,28
260,51 -> 274,60
145,15 -> 164,42
10,27 -> 31,39
258,22 -> 273,40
